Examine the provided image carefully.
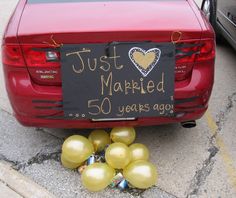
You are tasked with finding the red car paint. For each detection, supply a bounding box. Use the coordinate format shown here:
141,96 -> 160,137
2,0 -> 215,128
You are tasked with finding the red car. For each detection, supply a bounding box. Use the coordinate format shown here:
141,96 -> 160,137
2,0 -> 215,129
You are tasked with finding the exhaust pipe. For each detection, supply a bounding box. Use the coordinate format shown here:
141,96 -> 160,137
181,120 -> 196,128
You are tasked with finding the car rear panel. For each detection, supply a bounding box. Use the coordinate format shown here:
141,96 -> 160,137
2,0 -> 215,128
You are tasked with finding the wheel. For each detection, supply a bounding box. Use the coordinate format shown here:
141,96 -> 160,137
201,0 -> 221,40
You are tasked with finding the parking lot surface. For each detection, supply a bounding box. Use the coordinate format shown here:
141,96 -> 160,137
0,0 -> 236,197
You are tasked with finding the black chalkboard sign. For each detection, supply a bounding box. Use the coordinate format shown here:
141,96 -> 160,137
61,42 -> 175,120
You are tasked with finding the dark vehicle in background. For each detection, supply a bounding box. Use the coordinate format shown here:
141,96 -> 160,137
202,0 -> 236,50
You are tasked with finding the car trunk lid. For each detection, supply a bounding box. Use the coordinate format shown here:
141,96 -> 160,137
18,0 -> 203,42
17,0 -> 205,85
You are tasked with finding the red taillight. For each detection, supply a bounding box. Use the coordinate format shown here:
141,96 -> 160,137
197,39 -> 215,61
20,45 -> 61,85
2,44 -> 25,67
2,44 -> 61,85
21,45 -> 60,67
2,44 -> 61,68
175,41 -> 199,81
175,39 -> 215,81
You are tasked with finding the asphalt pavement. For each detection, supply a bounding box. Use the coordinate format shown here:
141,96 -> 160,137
0,0 -> 236,198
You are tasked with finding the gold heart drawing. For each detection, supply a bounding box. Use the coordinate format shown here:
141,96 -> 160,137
129,47 -> 161,77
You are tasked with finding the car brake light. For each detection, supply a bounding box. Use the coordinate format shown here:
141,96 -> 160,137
175,41 -> 199,81
20,45 -> 61,85
2,44 -> 25,67
197,39 -> 215,61
175,39 -> 215,81
2,44 -> 61,68
21,45 -> 60,67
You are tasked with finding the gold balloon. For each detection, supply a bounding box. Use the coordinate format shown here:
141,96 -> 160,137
61,154 -> 82,169
81,163 -> 115,192
110,127 -> 136,145
88,130 -> 111,152
105,142 -> 131,169
62,135 -> 94,163
123,160 -> 158,189
129,143 -> 149,162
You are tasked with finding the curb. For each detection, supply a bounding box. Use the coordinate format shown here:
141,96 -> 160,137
0,161 -> 56,198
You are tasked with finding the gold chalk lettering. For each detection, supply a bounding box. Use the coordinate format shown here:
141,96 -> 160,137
109,46 -> 123,70
140,78 -> 146,94
165,104 -> 172,111
88,97 -> 112,116
131,80 -> 141,94
126,105 -> 131,113
139,104 -> 150,113
66,49 -> 91,74
88,99 -> 101,115
147,81 -> 155,93
114,82 -> 124,93
101,97 -> 112,115
131,104 -> 138,112
117,106 -> 125,117
124,80 -> 132,95
101,72 -> 113,96
159,104 -> 165,115
157,73 -> 165,93
100,56 -> 111,72
87,58 -> 97,71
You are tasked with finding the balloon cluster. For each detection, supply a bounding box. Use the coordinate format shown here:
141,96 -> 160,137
61,127 -> 158,192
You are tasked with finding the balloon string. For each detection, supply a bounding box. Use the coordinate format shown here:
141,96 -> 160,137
171,31 -> 182,44
94,144 -> 98,152
42,35 -> 63,48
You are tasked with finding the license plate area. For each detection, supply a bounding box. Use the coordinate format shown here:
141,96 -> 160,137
61,42 -> 175,120
91,117 -> 136,122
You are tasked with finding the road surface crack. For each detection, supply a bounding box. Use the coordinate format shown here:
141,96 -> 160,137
186,92 -> 236,197
16,151 -> 61,170
186,145 -> 219,197
0,154 -> 20,168
216,92 -> 236,131
35,128 -> 64,140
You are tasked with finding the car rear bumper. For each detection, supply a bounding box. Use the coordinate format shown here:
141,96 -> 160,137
15,108 -> 207,128
4,60 -> 214,129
